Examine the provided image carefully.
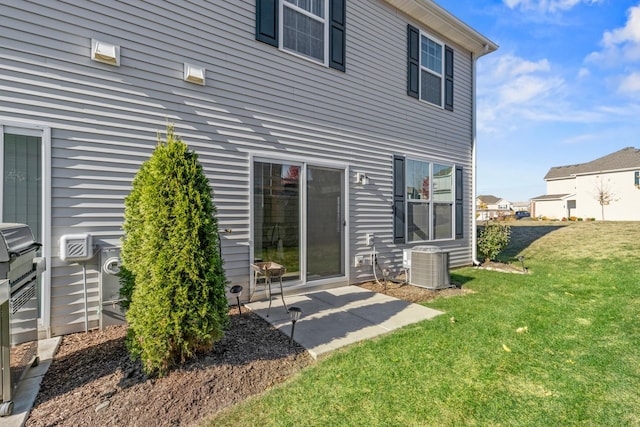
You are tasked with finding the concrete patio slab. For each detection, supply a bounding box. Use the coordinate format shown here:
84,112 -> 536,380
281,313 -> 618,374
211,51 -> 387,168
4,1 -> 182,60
246,285 -> 442,359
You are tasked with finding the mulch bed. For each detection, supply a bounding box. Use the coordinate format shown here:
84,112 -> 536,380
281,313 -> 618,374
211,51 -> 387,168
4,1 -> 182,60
26,281 -> 471,426
26,308 -> 311,426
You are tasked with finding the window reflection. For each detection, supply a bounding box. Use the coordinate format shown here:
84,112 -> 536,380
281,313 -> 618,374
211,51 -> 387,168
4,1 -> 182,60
253,162 -> 300,280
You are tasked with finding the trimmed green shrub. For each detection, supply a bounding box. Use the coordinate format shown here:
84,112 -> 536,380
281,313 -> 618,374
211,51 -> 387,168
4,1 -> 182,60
478,221 -> 511,263
120,124 -> 228,376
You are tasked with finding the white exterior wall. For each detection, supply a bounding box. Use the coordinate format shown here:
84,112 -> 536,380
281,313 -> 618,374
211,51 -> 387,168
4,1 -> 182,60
574,171 -> 640,221
1,0 -> 480,336
533,199 -> 569,220
547,178 -> 576,195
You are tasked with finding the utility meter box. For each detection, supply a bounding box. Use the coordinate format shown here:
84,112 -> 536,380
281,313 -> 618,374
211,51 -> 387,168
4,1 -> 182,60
59,233 -> 94,262
100,247 -> 125,328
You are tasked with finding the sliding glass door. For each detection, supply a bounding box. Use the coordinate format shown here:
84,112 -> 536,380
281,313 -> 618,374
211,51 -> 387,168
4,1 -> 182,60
253,161 -> 301,281
2,132 -> 42,241
2,128 -> 45,317
306,166 -> 344,280
253,160 -> 344,284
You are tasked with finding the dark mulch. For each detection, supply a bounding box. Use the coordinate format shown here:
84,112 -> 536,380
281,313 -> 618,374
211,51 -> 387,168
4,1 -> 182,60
26,308 -> 312,427
26,282 -> 470,426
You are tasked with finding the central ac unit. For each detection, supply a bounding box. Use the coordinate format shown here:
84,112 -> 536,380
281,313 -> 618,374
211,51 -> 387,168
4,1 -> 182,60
409,246 -> 450,290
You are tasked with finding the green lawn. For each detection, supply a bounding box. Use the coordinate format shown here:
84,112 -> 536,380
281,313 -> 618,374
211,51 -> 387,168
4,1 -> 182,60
206,221 -> 640,426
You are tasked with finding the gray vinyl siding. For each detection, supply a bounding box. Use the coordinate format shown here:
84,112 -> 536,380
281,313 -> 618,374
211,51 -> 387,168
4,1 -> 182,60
1,0 -> 477,336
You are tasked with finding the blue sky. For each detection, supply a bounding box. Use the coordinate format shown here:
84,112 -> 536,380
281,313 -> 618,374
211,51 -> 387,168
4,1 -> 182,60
436,0 -> 640,202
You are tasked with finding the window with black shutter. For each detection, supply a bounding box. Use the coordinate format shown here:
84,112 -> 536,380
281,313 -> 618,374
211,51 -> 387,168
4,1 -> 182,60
256,0 -> 346,71
407,25 -> 420,99
445,46 -> 454,111
256,0 -> 278,46
394,155 -> 458,243
329,0 -> 346,71
393,155 -> 406,243
455,166 -> 463,239
407,25 -> 454,109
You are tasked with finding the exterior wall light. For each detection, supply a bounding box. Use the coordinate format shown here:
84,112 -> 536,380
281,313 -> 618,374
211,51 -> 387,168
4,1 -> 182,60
91,39 -> 120,66
184,62 -> 206,85
355,172 -> 369,185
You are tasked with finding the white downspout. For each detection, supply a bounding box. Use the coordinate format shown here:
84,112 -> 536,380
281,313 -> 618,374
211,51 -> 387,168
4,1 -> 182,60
471,52 -> 481,266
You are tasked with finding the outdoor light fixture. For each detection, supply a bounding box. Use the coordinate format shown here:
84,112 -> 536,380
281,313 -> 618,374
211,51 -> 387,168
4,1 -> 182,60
91,39 -> 120,66
355,172 -> 369,185
184,62 -> 205,85
288,306 -> 302,347
230,285 -> 243,315
517,256 -> 526,272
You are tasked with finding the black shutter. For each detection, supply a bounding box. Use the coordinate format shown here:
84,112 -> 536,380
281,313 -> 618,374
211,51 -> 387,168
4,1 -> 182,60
256,0 -> 278,47
329,0 -> 346,71
445,46 -> 454,111
455,166 -> 463,239
407,25 -> 419,99
393,156 -> 406,243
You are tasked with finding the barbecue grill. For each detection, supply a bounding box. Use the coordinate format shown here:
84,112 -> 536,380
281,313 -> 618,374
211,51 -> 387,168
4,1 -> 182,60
0,223 -> 44,417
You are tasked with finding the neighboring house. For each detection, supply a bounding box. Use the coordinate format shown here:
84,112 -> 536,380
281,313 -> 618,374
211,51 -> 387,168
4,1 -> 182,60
1,1 -> 497,337
476,195 -> 512,220
531,147 -> 640,221
511,201 -> 531,212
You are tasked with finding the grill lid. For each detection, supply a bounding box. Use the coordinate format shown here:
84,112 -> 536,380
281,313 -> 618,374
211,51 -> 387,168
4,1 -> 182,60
0,223 -> 39,263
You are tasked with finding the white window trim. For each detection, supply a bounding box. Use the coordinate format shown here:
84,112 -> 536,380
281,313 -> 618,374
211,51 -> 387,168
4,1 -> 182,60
406,157 -> 455,242
249,153 -> 350,288
0,121 -> 52,336
279,0 -> 330,67
419,30 -> 446,109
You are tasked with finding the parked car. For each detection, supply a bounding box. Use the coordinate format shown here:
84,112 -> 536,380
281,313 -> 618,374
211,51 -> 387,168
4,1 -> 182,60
515,211 -> 531,219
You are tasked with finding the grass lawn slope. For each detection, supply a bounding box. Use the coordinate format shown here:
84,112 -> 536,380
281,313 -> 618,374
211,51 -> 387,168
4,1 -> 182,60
207,221 -> 640,426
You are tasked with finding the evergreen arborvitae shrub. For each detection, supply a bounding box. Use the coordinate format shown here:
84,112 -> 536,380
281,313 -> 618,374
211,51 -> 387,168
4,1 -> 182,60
120,125 -> 228,376
477,221 -> 511,263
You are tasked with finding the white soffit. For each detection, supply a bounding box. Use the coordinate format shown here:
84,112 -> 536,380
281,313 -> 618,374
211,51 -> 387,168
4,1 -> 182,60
384,0 -> 498,57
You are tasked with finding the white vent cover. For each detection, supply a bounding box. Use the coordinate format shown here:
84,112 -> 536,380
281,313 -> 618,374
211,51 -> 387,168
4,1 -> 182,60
409,246 -> 450,290
60,233 -> 94,262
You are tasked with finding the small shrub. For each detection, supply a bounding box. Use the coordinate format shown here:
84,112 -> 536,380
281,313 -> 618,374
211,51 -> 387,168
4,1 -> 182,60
120,124 -> 228,376
478,221 -> 511,263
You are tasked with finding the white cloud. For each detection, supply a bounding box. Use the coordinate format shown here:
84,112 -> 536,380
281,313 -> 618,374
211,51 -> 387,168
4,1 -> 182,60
587,4 -> 640,64
602,5 -> 640,47
492,55 -> 551,79
577,67 -> 590,79
498,74 -> 561,105
619,72 -> 640,93
477,54 -> 566,133
503,0 -> 604,13
586,5 -> 640,94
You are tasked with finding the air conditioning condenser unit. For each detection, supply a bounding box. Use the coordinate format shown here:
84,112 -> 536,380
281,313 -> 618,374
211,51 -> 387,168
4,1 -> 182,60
409,246 -> 450,290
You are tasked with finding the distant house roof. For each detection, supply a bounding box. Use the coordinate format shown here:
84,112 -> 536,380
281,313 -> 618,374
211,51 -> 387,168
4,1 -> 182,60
477,195 -> 501,204
530,193 -> 574,201
544,147 -> 640,180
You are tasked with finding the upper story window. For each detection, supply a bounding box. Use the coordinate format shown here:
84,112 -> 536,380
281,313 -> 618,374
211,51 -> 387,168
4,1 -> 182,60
407,25 -> 454,110
420,35 -> 443,106
283,0 -> 327,63
256,0 -> 346,72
